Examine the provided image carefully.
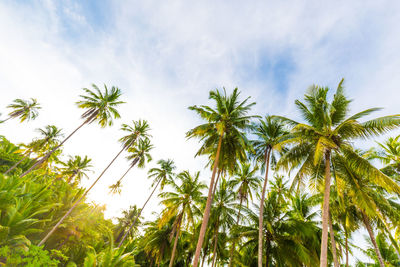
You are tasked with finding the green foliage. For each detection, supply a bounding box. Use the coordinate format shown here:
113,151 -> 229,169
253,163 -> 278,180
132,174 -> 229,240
0,245 -> 60,266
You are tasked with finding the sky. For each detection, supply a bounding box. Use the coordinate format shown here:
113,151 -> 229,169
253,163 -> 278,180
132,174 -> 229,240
1,0 -> 400,264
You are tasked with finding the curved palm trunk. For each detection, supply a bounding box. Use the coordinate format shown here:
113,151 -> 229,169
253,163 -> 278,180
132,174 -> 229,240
38,145 -> 125,246
329,213 -> 340,267
228,197 -> 244,267
362,212 -> 385,267
320,151 -> 332,267
211,219 -> 220,267
118,177 -> 162,246
5,149 -> 33,174
169,212 -> 184,267
21,117 -> 92,177
258,148 -> 271,267
193,133 -> 224,267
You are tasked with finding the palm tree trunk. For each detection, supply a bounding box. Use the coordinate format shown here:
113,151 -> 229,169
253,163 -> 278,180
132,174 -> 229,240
228,197 -> 244,267
38,145 -> 125,246
169,213 -> 184,267
20,118 -> 91,177
211,218 -> 220,267
193,133 -> 224,267
329,213 -> 340,267
320,150 -> 332,267
5,149 -> 32,174
118,177 -> 162,246
258,147 -> 271,267
361,211 -> 385,267
116,157 -> 139,184
67,173 -> 76,184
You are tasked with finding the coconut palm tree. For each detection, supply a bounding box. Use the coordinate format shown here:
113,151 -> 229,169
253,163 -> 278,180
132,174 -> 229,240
159,170 -> 206,267
2,98 -> 41,123
237,178 -> 321,266
228,162 -> 261,267
5,125 -> 63,174
38,119 -> 150,246
114,205 -> 143,245
117,159 -> 176,247
370,135 -> 400,178
251,115 -> 289,266
209,177 -> 236,267
333,151 -> 400,267
20,84 -> 124,177
61,155 -> 93,184
276,79 -> 400,267
109,137 -> 153,194
187,88 -> 256,267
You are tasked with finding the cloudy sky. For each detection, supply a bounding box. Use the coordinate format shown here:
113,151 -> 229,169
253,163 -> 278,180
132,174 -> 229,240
1,0 -> 399,262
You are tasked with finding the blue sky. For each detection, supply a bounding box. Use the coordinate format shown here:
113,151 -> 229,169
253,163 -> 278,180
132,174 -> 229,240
1,1 -> 400,264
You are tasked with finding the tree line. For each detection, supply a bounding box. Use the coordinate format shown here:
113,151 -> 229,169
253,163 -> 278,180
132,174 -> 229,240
0,80 -> 399,266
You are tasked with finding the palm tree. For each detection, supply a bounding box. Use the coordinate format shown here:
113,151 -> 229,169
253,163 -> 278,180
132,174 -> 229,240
228,162 -> 261,267
276,79 -> 400,267
20,84 -> 124,177
61,155 -> 93,184
159,170 -> 206,267
2,98 -> 41,123
370,135 -> 400,178
237,179 -> 321,266
187,88 -> 256,267
109,137 -> 153,194
118,159 -> 176,247
114,205 -> 143,245
38,119 -> 150,246
251,115 -> 289,266
5,125 -> 63,174
333,151 -> 400,267
209,177 -> 236,267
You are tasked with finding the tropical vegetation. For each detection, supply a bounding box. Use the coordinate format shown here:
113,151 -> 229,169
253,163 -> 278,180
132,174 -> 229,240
1,80 -> 399,266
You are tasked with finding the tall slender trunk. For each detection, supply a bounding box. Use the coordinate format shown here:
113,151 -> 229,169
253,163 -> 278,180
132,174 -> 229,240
67,173 -> 77,184
118,177 -> 162,246
329,213 -> 340,267
116,157 -> 139,184
169,212 -> 184,267
362,212 -> 385,267
211,218 -> 220,267
38,145 -> 125,246
258,147 -> 271,267
193,133 -> 224,267
5,149 -> 33,174
21,118 -> 90,177
228,197 -> 244,267
320,150 -> 332,267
